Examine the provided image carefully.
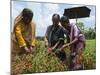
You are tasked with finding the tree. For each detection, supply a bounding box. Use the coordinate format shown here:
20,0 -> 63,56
77,22 -> 96,39
77,22 -> 85,33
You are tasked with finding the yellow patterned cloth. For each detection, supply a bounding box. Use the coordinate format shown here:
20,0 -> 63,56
13,19 -> 36,48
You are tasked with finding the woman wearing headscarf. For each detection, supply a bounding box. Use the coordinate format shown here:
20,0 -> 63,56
12,8 -> 36,53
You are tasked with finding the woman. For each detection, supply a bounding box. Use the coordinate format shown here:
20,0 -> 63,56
44,14 -> 67,64
12,8 -> 36,54
60,16 -> 85,70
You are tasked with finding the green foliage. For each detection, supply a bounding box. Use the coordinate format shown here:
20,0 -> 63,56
77,22 -> 85,32
83,40 -> 96,69
77,22 -> 96,39
84,27 -> 96,39
11,40 -> 96,74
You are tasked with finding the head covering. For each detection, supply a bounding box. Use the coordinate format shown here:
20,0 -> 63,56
60,16 -> 69,23
22,8 -> 33,19
14,8 -> 33,25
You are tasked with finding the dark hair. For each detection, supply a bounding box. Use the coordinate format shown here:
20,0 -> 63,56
60,16 -> 69,23
52,13 -> 60,20
22,8 -> 33,18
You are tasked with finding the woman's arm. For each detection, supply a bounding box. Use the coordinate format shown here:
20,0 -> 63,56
61,37 -> 78,50
15,23 -> 30,52
15,24 -> 26,48
68,37 -> 78,46
51,40 -> 60,50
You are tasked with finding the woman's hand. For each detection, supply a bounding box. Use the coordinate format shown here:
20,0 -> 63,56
60,44 -> 70,51
48,47 -> 53,54
30,46 -> 35,52
24,46 -> 30,53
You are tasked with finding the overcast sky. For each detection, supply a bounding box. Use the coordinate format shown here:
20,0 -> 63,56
11,1 -> 96,36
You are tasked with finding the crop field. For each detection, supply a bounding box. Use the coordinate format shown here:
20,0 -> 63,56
11,39 -> 96,74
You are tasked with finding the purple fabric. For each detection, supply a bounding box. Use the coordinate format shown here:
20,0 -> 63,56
64,23 -> 85,52
63,23 -> 85,70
